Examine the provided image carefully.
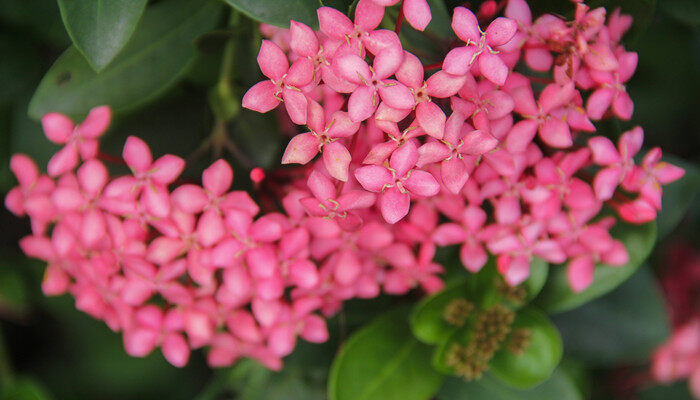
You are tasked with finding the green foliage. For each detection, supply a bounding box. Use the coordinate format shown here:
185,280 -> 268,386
28,0 -> 223,120
223,0 -> 320,29
552,266 -> 670,366
489,307 -> 563,389
328,307 -> 444,400
57,0 -> 148,71
437,368 -> 583,400
0,378 -> 53,400
536,220 -> 657,313
411,279 -> 474,345
655,156 -> 700,239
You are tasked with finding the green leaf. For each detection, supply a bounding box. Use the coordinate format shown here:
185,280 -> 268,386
655,155 -> 700,239
410,279 -> 472,345
552,266 -> 670,366
223,0 -> 319,29
639,381 -> 694,400
1,378 -> 53,400
523,258 -> 548,303
437,368 -> 583,400
328,307 -> 444,400
57,0 -> 148,71
535,220 -> 657,314
489,307 -> 563,389
28,0 -> 223,120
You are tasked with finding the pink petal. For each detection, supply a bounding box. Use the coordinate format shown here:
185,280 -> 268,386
505,119 -> 538,153
612,91 -> 633,120
323,141 -> 352,182
441,158 -> 469,194
41,112 -> 74,144
452,7 -> 481,44
416,102 -> 446,139
443,46 -> 478,75
202,159 -> 233,197
403,0 -> 431,31
379,186 -> 410,224
404,169 -> 440,197
593,167 -> 623,201
77,159 -> 108,198
150,155 -> 185,185
395,51 -> 424,88
258,40 -> 289,81
289,20 -> 319,58
389,141 -> 419,178
586,87 -> 614,120
282,87 -> 308,125
242,80 -> 280,113
334,54 -> 372,85
485,17 -> 517,47
354,165 -> 394,192
77,105 -> 111,139
539,118 -> 572,148
318,7 -> 354,39
123,136 -> 153,173
567,256 -> 594,293
355,0 -> 385,32
281,132 -> 319,165
348,85 -> 378,122
426,71 -> 467,98
171,185 -> 208,213
47,144 -> 79,177
479,52 -> 509,86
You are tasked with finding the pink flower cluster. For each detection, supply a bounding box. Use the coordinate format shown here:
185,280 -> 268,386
652,243 -> 700,398
245,0 -> 683,290
4,0 -> 685,371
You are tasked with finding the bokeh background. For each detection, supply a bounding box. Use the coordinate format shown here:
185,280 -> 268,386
0,0 -> 698,399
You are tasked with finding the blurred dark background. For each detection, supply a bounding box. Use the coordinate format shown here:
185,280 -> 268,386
0,0 -> 698,399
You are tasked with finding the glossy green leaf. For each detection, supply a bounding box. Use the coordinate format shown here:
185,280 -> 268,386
410,279 -> 471,345
523,258 -> 549,303
28,0 -> 222,120
489,307 -> 563,389
655,155 -> 700,239
328,307 -> 444,400
57,0 -> 148,71
535,220 -> 657,314
552,266 -> 669,366
437,368 -> 583,400
223,0 -> 319,29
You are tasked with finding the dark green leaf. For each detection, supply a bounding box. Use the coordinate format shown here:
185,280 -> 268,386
552,266 -> 670,366
536,220 -> 657,313
223,0 -> 319,29
28,0 -> 223,120
328,307 -> 444,400
57,0 -> 148,71
655,155 -> 700,239
523,258 -> 548,303
1,378 -> 53,400
0,262 -> 29,317
437,368 -> 583,400
489,307 -> 563,389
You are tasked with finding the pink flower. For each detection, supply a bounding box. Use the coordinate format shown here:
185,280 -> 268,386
586,50 -> 637,120
242,40 -> 314,125
369,0 -> 432,31
333,47 -> 414,122
588,126 -> 643,201
41,105 -> 112,176
281,100 -> 359,181
355,141 -> 439,223
102,136 -> 185,219
444,8 -> 518,85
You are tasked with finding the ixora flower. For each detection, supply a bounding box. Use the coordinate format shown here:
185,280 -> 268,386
5,0 -> 686,377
